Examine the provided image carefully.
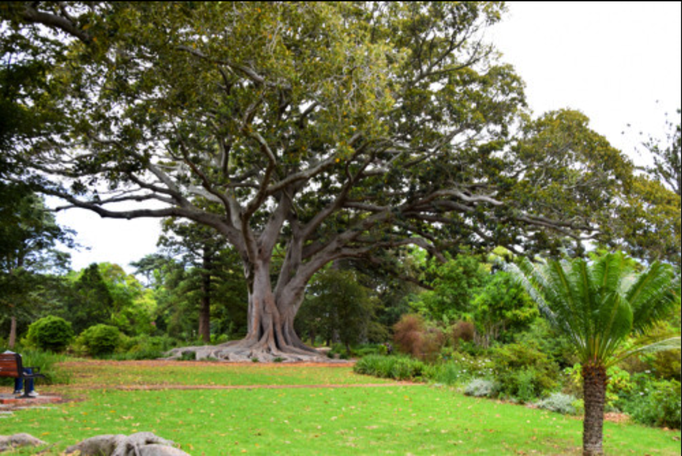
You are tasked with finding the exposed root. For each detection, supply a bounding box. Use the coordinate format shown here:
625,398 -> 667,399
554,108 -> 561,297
165,338 -> 326,362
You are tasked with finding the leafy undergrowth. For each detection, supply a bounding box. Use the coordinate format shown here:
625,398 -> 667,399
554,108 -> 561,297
47,360 -> 393,389
3,386 -> 681,455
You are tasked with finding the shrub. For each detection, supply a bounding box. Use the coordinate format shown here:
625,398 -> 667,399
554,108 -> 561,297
78,324 -> 121,356
26,316 -> 74,353
179,351 -> 196,361
354,355 -> 426,381
121,334 -> 177,354
452,320 -> 475,345
211,333 -> 230,345
354,344 -> 383,358
431,362 -> 467,386
651,350 -> 681,381
535,393 -> 578,415
464,378 -> 496,397
393,314 -> 424,357
491,342 -> 560,402
393,314 -> 445,362
621,377 -> 681,429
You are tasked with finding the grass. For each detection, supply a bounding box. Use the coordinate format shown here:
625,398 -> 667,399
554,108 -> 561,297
48,360 -> 393,388
1,362 -> 680,455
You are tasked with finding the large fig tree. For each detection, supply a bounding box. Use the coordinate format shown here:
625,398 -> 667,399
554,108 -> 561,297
2,2 -> 633,360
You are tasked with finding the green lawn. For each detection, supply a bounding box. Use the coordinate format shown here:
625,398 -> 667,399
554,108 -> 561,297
1,362 -> 680,455
50,360 -> 394,388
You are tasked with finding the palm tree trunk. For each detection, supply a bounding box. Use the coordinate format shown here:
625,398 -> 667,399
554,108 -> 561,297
582,362 -> 608,456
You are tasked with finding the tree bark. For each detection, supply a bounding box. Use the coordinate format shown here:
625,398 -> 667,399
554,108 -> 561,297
167,261 -> 322,361
582,361 -> 608,456
8,315 -> 17,349
198,250 -> 211,343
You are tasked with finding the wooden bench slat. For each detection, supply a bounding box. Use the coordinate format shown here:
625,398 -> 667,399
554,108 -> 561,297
0,354 -> 45,380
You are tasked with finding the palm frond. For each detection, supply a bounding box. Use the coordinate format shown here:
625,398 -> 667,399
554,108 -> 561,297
626,261 -> 679,334
607,336 -> 681,368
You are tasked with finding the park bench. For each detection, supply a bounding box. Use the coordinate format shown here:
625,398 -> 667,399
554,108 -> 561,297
0,353 -> 45,398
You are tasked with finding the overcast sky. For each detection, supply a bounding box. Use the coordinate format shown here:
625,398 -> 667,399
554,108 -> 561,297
54,2 -> 682,274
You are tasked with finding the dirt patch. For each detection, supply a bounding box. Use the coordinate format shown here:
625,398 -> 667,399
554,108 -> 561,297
50,382 -> 417,391
603,412 -> 630,424
58,359 -> 355,369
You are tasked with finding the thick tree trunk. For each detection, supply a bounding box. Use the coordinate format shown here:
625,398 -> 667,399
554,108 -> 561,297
8,315 -> 17,349
582,361 -> 608,456
168,263 -> 322,362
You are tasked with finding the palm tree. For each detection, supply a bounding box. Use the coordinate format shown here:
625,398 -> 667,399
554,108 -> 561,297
510,252 -> 680,456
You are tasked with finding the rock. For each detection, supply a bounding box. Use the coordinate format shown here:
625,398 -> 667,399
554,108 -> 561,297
111,433 -> 178,456
0,433 -> 46,452
138,444 -> 192,456
65,434 -> 127,455
65,432 -> 189,456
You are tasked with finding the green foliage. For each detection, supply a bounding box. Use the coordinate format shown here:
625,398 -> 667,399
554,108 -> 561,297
179,351 -> 197,361
510,252 -> 681,368
298,267 -> 382,350
411,255 -> 487,322
564,364 -> 635,411
77,324 -> 121,357
651,350 -> 682,380
114,334 -> 177,360
25,316 -> 74,352
491,342 -> 560,401
514,319 -> 576,368
431,355 -> 492,386
0,186 -> 73,342
472,271 -> 537,347
621,377 -> 681,429
65,264 -> 115,334
1,2 -> 649,356
156,218 -> 248,342
353,355 -> 426,381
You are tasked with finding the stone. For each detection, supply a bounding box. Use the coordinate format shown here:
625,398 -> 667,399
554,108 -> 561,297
0,433 -> 46,452
65,434 -> 127,455
65,432 -> 189,456
138,444 -> 192,456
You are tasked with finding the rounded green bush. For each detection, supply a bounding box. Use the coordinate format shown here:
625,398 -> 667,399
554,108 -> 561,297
79,324 -> 121,356
26,316 -> 74,352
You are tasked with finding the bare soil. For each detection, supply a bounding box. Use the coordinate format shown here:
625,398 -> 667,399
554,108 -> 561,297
58,359 -> 355,368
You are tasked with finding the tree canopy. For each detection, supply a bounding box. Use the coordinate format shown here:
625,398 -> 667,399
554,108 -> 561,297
1,2 -> 640,359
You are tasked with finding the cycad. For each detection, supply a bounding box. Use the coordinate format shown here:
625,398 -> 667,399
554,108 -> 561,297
510,252 -> 680,456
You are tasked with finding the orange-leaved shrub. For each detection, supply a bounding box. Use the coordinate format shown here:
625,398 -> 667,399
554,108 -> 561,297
393,314 -> 445,362
452,320 -> 475,346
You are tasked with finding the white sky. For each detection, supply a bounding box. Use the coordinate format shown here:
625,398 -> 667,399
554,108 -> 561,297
54,2 -> 682,274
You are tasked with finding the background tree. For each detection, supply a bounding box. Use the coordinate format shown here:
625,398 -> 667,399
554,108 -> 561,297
157,218 -> 247,342
64,263 -> 114,334
472,271 -> 537,348
644,109 -> 681,197
0,186 -> 72,347
409,254 -> 487,322
511,252 -> 681,456
296,266 -> 381,354
2,2 -> 639,360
